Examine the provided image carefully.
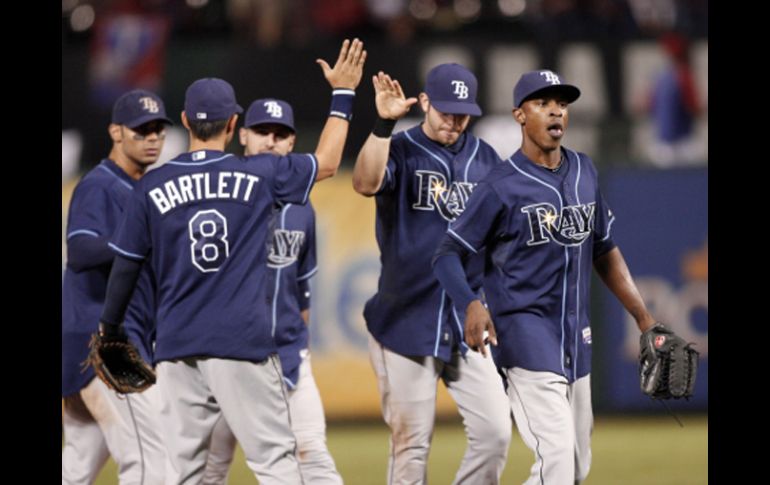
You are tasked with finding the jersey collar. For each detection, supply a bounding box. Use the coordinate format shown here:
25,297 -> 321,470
168,149 -> 234,164
511,147 -> 571,180
100,158 -> 137,187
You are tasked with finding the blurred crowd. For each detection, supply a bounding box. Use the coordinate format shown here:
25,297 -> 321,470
62,0 -> 707,180
63,0 -> 707,47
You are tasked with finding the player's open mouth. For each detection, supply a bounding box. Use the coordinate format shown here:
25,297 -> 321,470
547,123 -> 563,138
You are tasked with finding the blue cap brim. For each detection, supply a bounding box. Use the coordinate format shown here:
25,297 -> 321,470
430,100 -> 482,117
517,85 -> 581,107
124,113 -> 174,129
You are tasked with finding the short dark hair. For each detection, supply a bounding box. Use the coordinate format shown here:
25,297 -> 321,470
187,119 -> 229,141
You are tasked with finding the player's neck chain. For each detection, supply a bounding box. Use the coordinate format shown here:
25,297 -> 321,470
540,154 -> 564,173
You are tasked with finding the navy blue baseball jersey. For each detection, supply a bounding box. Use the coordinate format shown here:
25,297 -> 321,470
446,148 -> 616,382
268,202 -> 317,388
61,159 -> 156,396
365,124 -> 503,361
109,149 -> 317,363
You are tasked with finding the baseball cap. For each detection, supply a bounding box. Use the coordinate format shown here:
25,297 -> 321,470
424,63 -> 482,116
513,70 -> 581,108
244,98 -> 295,132
111,89 -> 172,128
184,78 -> 243,122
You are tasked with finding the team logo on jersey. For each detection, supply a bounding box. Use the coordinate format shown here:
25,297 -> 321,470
268,229 -> 305,268
412,170 -> 476,221
540,71 -> 561,85
264,101 -> 283,118
521,201 -> 596,246
139,96 -> 160,113
451,80 -> 469,99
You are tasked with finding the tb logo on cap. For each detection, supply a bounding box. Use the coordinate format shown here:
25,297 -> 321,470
539,71 -> 561,85
139,97 -> 160,113
451,80 -> 469,99
264,101 -> 283,118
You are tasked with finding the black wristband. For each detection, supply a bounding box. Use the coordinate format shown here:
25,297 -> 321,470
98,322 -> 126,340
372,117 -> 396,138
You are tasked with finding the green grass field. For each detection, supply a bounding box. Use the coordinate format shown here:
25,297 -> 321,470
92,414 -> 707,484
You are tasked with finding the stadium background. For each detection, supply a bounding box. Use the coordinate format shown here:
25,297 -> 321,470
62,1 -> 707,482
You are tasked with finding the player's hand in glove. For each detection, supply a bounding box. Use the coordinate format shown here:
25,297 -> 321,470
86,322 -> 156,394
639,323 -> 698,399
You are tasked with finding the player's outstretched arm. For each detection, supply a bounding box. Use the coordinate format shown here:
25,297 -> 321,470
593,247 -> 656,333
314,38 -> 367,181
352,72 -> 418,196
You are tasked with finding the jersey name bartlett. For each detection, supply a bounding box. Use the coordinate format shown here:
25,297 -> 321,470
412,170 -> 477,222
522,201 -> 596,247
148,171 -> 261,215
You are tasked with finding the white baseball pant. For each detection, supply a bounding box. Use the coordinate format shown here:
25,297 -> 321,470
61,377 -> 167,485
505,368 -> 593,484
201,351 -> 342,484
368,335 -> 512,485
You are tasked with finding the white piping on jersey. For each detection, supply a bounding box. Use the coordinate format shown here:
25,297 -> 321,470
67,229 -> 99,239
283,376 -> 297,390
508,158 -> 564,210
463,137 -> 480,183
452,306 -> 469,350
572,150 -> 583,379
272,204 -> 291,338
601,214 -> 616,241
510,156 -> 568,376
448,228 -> 478,254
297,266 -> 318,282
404,131 -> 451,180
332,88 -> 356,96
166,153 -> 235,166
574,244 -> 582,378
559,248 -> 568,376
302,154 -> 318,204
98,164 -> 133,190
107,242 -> 145,260
434,290 -> 446,357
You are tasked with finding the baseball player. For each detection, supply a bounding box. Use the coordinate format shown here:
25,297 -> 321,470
61,89 -> 171,484
352,64 -> 512,484
97,38 -> 365,484
432,69 -> 659,484
201,98 -> 342,484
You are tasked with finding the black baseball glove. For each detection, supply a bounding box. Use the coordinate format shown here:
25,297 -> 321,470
85,322 -> 156,394
639,323 -> 698,399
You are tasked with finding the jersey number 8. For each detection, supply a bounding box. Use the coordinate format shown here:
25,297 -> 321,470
189,209 -> 230,273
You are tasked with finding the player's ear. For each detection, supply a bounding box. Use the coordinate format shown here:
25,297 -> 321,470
108,124 -> 122,143
512,107 -> 525,125
226,115 -> 238,135
238,127 -> 248,146
180,111 -> 190,130
287,134 -> 296,152
418,93 -> 430,114
224,114 -> 239,143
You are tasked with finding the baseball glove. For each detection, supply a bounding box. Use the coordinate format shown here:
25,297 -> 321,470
639,323 -> 698,399
85,322 -> 156,394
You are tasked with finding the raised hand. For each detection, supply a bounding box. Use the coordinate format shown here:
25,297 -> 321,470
372,71 -> 418,120
316,38 -> 367,90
